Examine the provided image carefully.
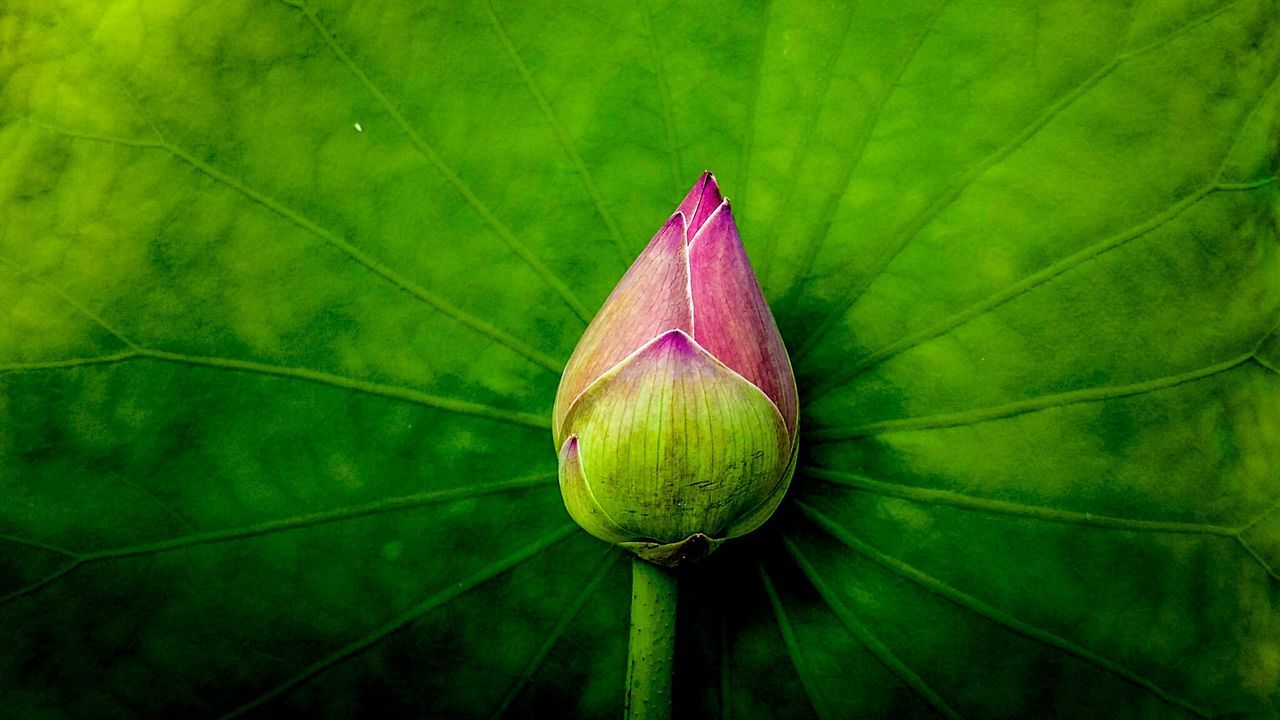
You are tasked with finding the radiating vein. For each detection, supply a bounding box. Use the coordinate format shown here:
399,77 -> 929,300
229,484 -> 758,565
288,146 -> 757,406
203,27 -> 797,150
0,348 -> 550,430
80,475 -> 556,562
1237,500 -> 1280,581
758,563 -> 834,720
19,116 -> 163,149
638,0 -> 683,195
0,475 -> 556,606
807,352 -> 1251,440
0,352 -> 137,373
217,522 -> 577,719
0,563 -> 81,605
488,549 -> 619,720
806,417 -> 1280,583
283,0 -> 591,323
0,534 -> 77,558
0,254 -> 139,350
1258,354 -> 1280,376
807,49 -> 1280,398
806,178 -> 1274,400
735,0 -> 772,207
1239,499 -> 1280,533
106,469 -> 199,532
1236,537 -> 1280,582
755,0 -> 864,288
484,0 -> 630,267
794,0 -> 1251,361
25,118 -> 563,373
801,467 -> 1242,536
782,537 -> 965,720
144,348 -> 552,429
770,0 -> 949,293
795,501 -> 1210,718
165,141 -> 568,371
1,221 -> 552,428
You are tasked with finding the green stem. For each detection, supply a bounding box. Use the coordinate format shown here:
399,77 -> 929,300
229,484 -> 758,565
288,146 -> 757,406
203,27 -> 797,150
625,557 -> 678,720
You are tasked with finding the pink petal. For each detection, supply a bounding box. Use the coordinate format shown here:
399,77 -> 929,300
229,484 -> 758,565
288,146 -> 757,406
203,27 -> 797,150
553,212 -> 693,442
674,171 -> 724,239
688,201 -> 798,435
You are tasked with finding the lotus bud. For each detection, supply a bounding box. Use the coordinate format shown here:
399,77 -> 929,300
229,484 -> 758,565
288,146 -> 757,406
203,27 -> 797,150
554,172 -> 798,567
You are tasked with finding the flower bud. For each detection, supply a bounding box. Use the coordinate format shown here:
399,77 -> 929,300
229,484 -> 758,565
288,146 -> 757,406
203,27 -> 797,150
554,173 -> 798,566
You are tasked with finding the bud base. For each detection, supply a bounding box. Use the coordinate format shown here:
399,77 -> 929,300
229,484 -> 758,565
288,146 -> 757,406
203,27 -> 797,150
623,533 -> 724,567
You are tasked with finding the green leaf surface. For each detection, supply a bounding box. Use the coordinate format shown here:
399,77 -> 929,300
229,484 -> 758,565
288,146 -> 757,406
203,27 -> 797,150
2,0 -> 1277,717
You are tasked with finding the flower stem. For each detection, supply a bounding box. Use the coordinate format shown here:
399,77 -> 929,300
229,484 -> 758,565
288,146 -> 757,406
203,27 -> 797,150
625,557 -> 678,720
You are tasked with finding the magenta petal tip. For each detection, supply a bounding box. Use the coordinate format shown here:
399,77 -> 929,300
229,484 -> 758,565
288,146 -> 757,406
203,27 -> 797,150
675,172 -> 724,239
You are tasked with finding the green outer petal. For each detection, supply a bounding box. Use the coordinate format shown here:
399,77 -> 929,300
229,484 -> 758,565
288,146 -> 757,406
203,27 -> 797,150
721,427 -> 799,540
558,434 -> 635,545
563,329 -> 791,544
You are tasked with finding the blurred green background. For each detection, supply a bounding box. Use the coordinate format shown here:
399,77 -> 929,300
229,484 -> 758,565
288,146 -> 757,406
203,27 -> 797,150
2,0 -> 1278,717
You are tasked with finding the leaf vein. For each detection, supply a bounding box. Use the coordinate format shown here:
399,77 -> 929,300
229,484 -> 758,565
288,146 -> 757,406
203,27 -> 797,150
0,476 -> 556,607
795,501 -> 1210,718
805,183 -> 1218,397
638,0 -> 683,195
484,0 -> 631,267
1258,355 -> 1280,376
807,56 -> 1280,397
794,0 -> 1252,362
0,255 -> 140,350
735,0 -> 773,208
758,563 -> 835,720
807,352 -> 1250,440
769,0 -> 950,293
801,467 -> 1242,536
217,523 -> 577,719
782,536 -> 965,720
1236,537 -> 1280,582
24,118 -> 564,373
757,0 -> 869,287
0,349 -> 549,429
0,352 -> 137,374
0,534 -> 78,558
144,348 -> 552,429
285,0 -> 592,322
0,563 -> 80,605
488,549 -> 620,720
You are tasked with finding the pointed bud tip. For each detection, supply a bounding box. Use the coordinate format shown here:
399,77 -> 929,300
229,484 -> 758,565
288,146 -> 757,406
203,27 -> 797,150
688,196 -> 737,247
651,328 -> 697,356
676,172 -> 726,239
703,173 -> 722,197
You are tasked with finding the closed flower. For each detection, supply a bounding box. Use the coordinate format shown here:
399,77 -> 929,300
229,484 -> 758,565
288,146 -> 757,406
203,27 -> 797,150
553,173 -> 798,566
